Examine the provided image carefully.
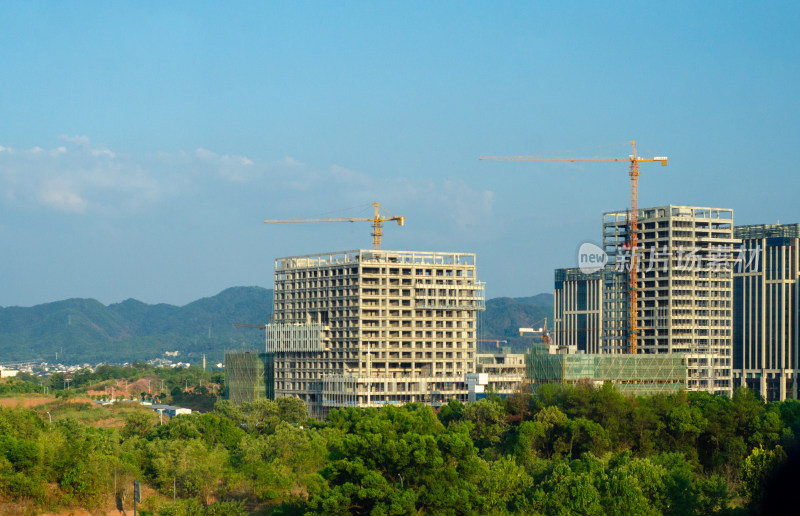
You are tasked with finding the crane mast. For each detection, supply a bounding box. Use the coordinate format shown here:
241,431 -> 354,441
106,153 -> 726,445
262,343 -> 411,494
628,142 -> 640,355
481,141 -> 667,355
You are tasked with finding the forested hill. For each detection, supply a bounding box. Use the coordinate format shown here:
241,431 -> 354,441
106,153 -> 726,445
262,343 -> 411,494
479,294 -> 554,352
0,287 -> 274,365
0,288 -> 553,365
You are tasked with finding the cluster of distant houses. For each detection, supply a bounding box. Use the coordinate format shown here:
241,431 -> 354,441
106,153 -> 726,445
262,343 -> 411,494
0,354 -> 196,379
0,360 -> 195,419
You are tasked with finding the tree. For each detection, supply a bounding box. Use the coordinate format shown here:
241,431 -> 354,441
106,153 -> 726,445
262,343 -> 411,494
148,438 -> 229,506
308,404 -> 484,515
49,372 -> 66,390
477,455 -> 533,513
235,422 -> 326,501
276,396 -> 310,424
516,405 -> 573,460
462,398 -> 508,450
437,398 -> 464,427
537,462 -> 603,515
121,411 -> 154,439
599,453 -> 664,516
630,401 -> 665,456
740,445 -> 787,513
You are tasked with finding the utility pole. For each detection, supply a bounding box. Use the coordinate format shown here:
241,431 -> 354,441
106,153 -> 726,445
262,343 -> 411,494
133,480 -> 140,516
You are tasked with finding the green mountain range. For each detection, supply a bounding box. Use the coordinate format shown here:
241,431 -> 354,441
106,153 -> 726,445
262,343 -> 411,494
0,287 -> 553,366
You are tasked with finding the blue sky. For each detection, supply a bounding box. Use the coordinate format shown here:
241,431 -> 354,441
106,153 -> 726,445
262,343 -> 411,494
1,1 -> 798,307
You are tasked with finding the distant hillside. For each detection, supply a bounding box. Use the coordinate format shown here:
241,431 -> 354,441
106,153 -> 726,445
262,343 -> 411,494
0,287 -> 552,365
480,294 -> 554,353
0,287 -> 273,366
509,293 -> 554,307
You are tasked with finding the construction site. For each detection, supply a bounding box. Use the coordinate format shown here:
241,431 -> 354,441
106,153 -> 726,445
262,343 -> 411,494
222,141 -> 800,412
482,142 -> 700,396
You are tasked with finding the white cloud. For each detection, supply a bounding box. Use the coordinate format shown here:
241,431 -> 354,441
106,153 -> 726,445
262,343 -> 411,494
59,134 -> 90,145
194,147 -> 215,160
267,164 -> 496,236
37,184 -> 87,213
280,157 -> 304,168
0,137 -> 495,237
194,147 -> 255,182
329,164 -> 372,187
91,148 -> 115,158
441,179 -> 495,230
0,137 -> 161,214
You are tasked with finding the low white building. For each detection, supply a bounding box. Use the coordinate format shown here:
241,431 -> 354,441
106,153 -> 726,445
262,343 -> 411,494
0,368 -> 19,378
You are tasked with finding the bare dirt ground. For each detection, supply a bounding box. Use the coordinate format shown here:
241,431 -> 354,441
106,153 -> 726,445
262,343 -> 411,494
0,395 -> 53,408
85,377 -> 160,399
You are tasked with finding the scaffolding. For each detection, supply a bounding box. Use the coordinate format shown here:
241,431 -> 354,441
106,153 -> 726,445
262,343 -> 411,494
265,322 -> 326,353
224,350 -> 275,404
525,343 -> 687,396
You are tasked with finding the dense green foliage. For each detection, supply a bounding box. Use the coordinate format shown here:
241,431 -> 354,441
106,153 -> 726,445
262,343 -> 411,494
0,384 -> 796,514
0,286 -> 274,364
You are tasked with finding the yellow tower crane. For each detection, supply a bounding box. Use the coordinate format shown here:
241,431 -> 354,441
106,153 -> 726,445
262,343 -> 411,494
481,141 -> 667,355
519,317 -> 551,347
264,201 -> 404,251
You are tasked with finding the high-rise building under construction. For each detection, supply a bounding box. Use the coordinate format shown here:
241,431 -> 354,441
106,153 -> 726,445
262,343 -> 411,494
551,205 -> 735,396
266,249 -> 485,418
605,205 -> 735,395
